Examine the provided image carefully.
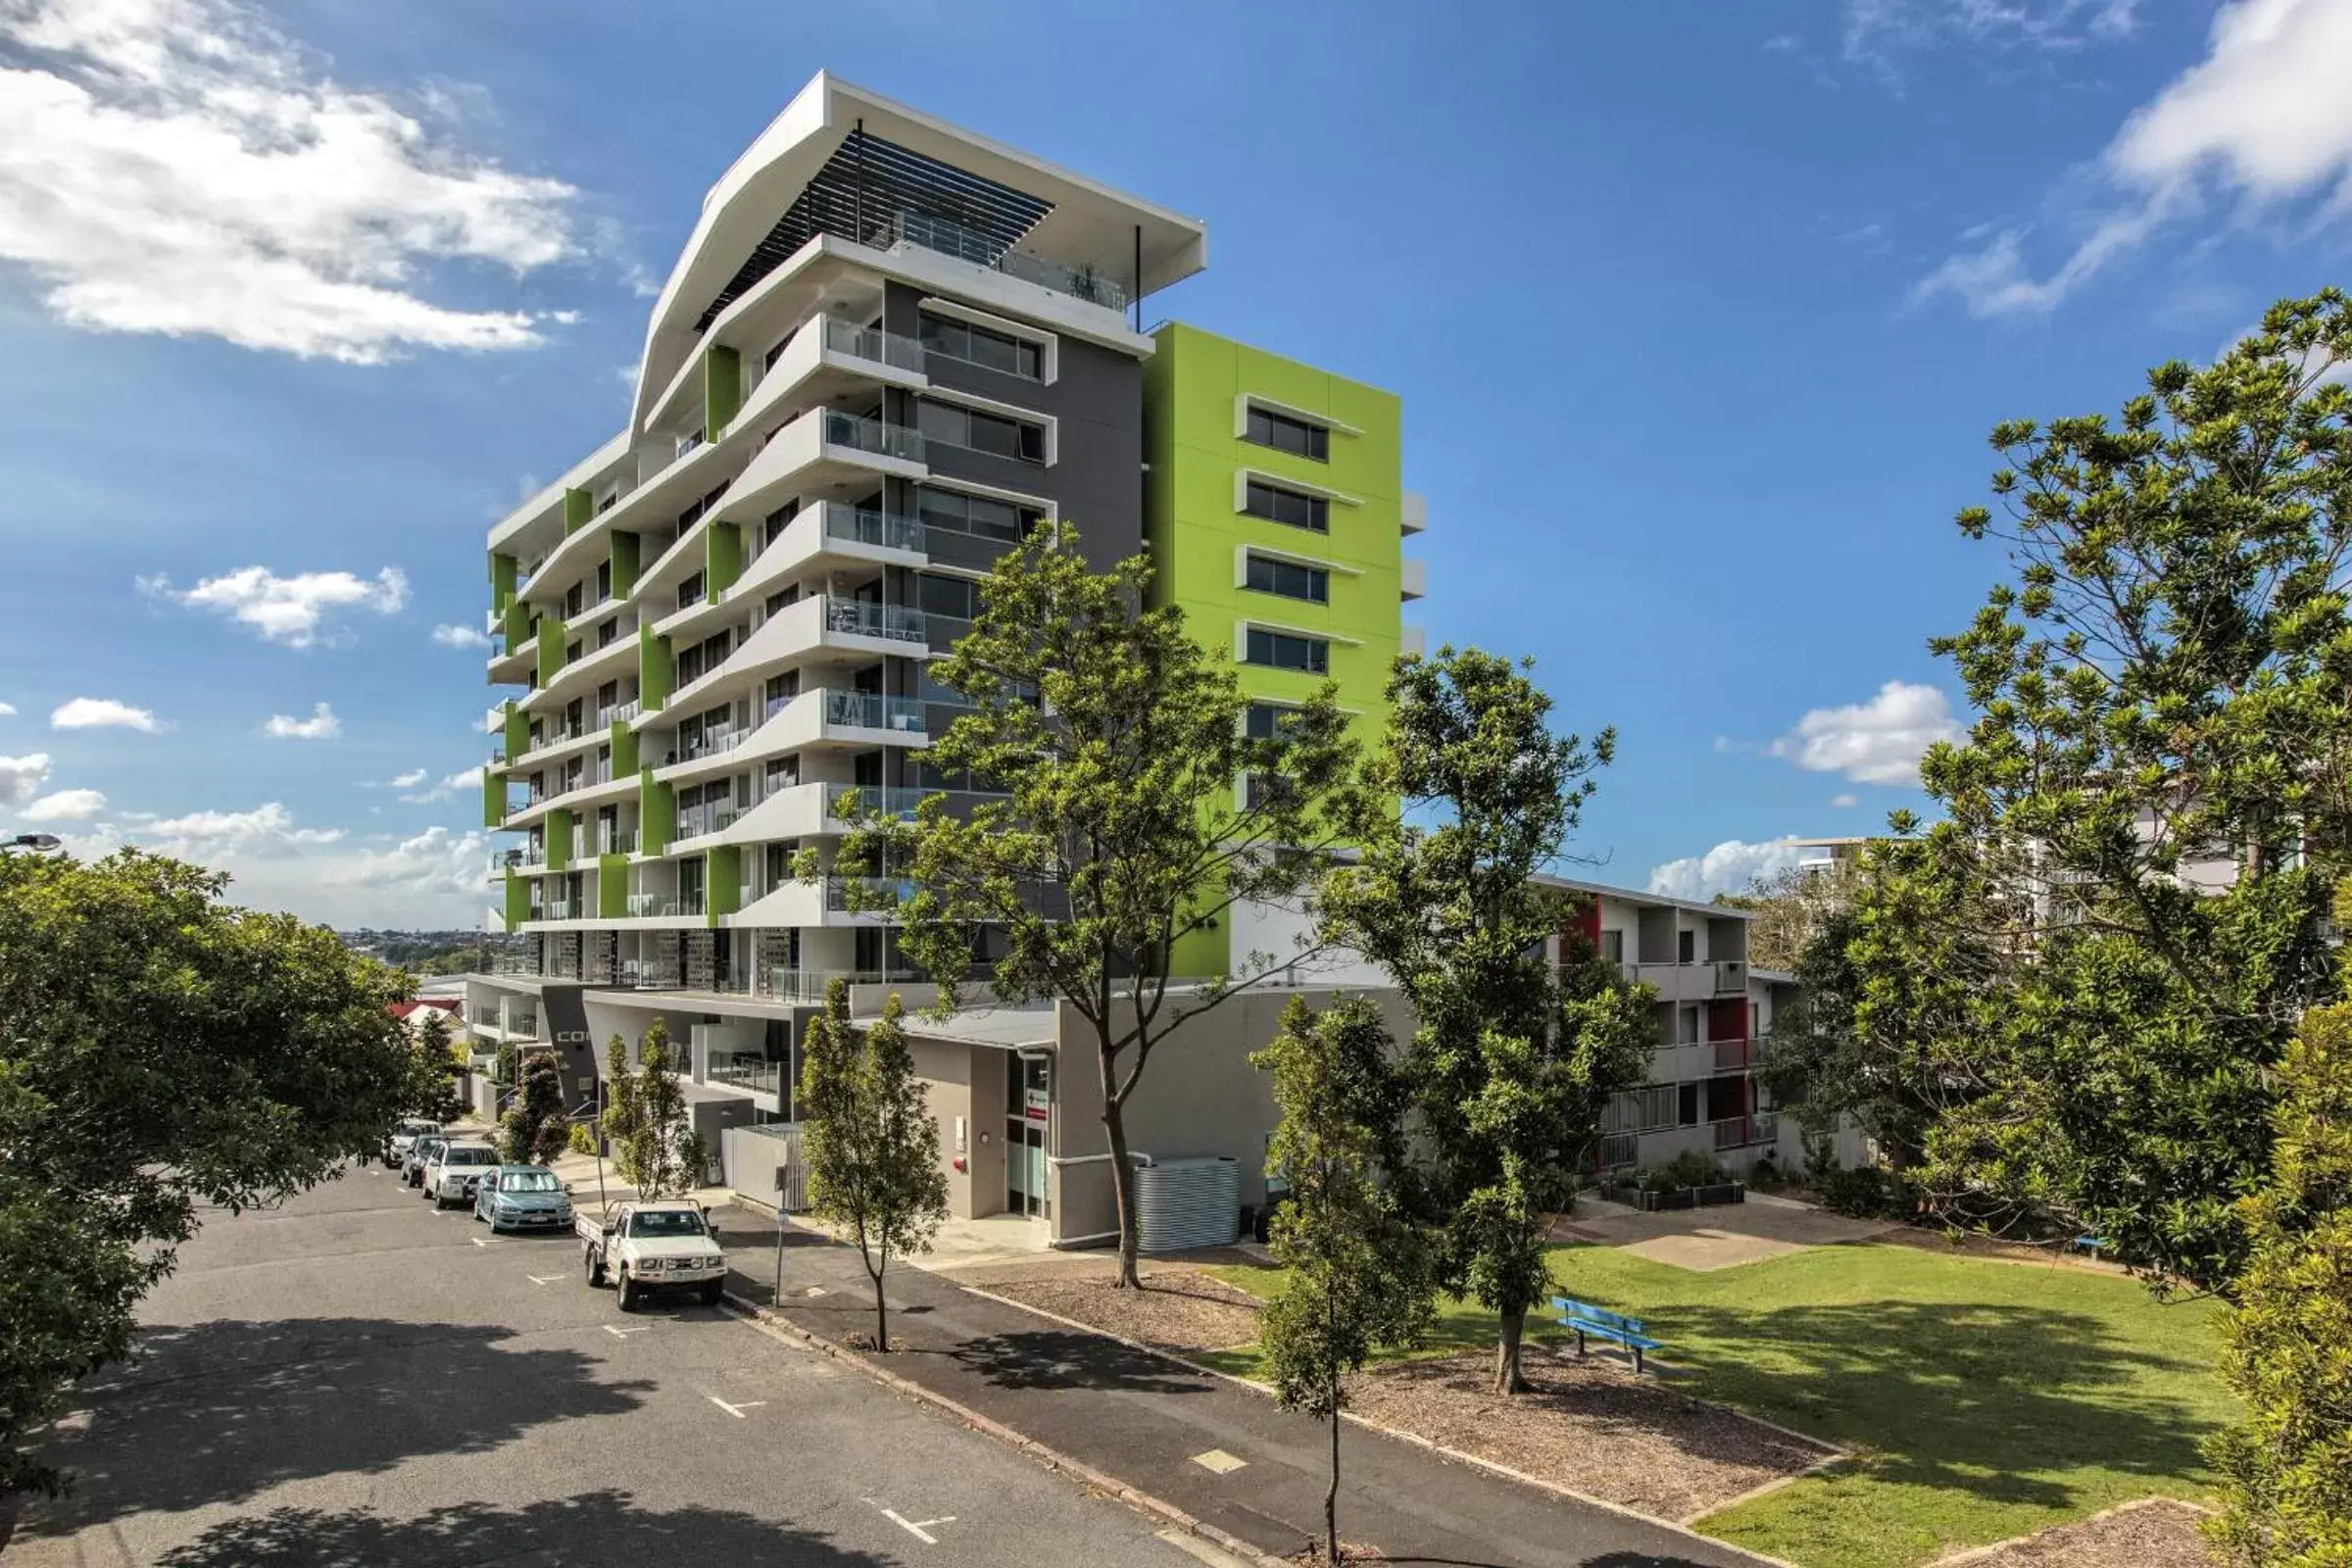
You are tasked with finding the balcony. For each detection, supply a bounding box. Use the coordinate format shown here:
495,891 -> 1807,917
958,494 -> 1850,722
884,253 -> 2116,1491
825,597 -> 927,644
542,900 -> 577,922
625,894 -> 682,917
824,689 -> 928,732
1712,1111 -> 1779,1152
872,210 -> 1130,314
821,317 -> 925,376
675,725 -> 748,764
489,953 -> 537,977
1712,1037 -> 1752,1072
825,783 -> 1003,821
759,967 -> 918,1003
674,802 -> 739,842
820,500 -> 925,555
595,828 -> 637,856
508,1012 -> 539,1038
1597,1131 -> 1641,1171
709,1055 -> 784,1097
824,875 -> 915,913
818,409 -> 925,465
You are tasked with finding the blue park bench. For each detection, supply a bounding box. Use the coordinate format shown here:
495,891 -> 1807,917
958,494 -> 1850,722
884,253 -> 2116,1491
2072,1234 -> 2109,1260
1548,1296 -> 1664,1375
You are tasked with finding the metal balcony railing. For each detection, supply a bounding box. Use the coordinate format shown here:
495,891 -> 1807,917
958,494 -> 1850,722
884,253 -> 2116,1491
1712,1037 -> 1752,1072
824,876 -> 915,913
542,901 -> 576,922
821,317 -> 926,374
625,894 -> 680,917
596,828 -> 637,856
709,1056 -> 784,1097
674,804 -> 739,842
758,967 -> 919,1003
1712,1111 -> 1778,1151
1597,1131 -> 1641,1170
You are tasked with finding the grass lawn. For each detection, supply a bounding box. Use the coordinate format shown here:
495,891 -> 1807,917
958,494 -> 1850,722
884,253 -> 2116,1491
1205,1241 -> 2233,1568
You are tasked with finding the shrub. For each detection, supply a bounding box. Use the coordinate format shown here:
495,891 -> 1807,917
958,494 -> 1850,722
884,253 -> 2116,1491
565,1122 -> 596,1156
1816,1161 -> 1919,1220
1661,1150 -> 1728,1190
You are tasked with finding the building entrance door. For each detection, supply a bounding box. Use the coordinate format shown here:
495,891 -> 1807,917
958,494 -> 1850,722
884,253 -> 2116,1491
1005,1053 -> 1051,1221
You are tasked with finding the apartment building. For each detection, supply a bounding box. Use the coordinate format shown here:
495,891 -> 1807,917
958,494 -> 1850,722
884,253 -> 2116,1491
466,74 -> 1423,1207
1544,875 -> 1804,1179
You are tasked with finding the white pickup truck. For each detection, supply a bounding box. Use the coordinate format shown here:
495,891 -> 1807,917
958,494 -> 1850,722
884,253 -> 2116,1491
577,1200 -> 727,1310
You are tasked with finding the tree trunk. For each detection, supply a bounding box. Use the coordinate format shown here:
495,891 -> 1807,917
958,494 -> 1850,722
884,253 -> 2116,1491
1103,1053 -> 1141,1289
1324,1375 -> 1342,1565
1493,1306 -> 1527,1395
871,1266 -> 890,1353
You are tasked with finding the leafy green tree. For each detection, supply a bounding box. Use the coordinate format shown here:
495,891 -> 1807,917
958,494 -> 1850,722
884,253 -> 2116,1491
1905,290 -> 2352,1293
1253,996 -> 1433,1565
0,849 -> 444,1493
2204,999 -> 2352,1566
612,1020 -> 700,1199
500,1053 -> 569,1165
1323,649 -> 1655,1394
812,526 -> 1363,1287
1761,833 -> 2016,1181
598,1032 -> 638,1159
1715,858 -> 1860,973
798,984 -> 949,1351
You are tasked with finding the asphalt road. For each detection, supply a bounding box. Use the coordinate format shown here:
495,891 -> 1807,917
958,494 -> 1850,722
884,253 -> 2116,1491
1,1162 -> 1219,1568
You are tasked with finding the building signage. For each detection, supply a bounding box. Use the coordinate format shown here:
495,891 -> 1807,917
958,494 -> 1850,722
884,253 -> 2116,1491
1023,1086 -> 1050,1123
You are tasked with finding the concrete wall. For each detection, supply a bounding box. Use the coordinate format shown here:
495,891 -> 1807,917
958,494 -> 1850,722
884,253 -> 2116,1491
909,1039 -> 978,1219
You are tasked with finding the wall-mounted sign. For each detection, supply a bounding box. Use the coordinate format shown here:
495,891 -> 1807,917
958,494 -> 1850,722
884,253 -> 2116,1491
1023,1086 -> 1050,1123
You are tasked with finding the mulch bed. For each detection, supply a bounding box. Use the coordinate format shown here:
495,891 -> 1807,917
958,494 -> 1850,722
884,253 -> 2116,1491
1940,1498 -> 2212,1567
1344,1348 -> 1836,1524
985,1268 -> 1266,1354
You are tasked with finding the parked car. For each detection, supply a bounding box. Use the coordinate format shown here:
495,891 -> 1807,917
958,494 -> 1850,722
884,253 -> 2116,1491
474,1165 -> 573,1234
578,1200 -> 726,1310
423,1141 -> 499,1209
382,1119 -> 441,1168
404,1134 -> 449,1188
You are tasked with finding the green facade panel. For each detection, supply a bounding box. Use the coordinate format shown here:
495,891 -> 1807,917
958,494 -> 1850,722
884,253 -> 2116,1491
706,846 -> 742,927
706,520 -> 742,605
490,551 -> 517,613
502,868 -> 529,933
609,719 -> 639,777
481,766 -> 505,829
546,808 -> 573,873
598,853 -> 627,919
638,770 -> 674,857
639,626 -> 673,711
1142,320 -> 1407,977
611,531 -> 641,600
503,598 -> 530,656
703,346 -> 742,443
535,615 -> 564,687
562,486 -> 593,536
502,700 -> 529,761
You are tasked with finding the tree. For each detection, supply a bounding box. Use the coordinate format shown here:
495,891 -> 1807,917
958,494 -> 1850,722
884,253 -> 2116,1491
1322,648 -> 1655,1394
812,526 -> 1364,1287
610,1020 -> 701,1199
1715,858 -> 1860,973
0,849 -> 445,1492
500,1053 -> 569,1165
2204,996 -> 2352,1567
1904,290 -> 2352,1294
797,984 -> 949,1351
1253,996 -> 1432,1565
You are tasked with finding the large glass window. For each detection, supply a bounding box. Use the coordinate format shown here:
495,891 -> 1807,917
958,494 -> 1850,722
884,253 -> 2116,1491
1245,702 -> 1298,740
1243,480 -> 1328,532
1244,406 -> 1330,462
915,485 -> 1036,542
916,573 -> 982,621
916,399 -> 1045,464
1245,555 -> 1328,604
918,313 -> 1043,379
1244,628 -> 1329,674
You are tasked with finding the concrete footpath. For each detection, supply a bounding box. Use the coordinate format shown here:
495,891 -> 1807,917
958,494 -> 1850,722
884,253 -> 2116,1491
711,1204 -> 1766,1568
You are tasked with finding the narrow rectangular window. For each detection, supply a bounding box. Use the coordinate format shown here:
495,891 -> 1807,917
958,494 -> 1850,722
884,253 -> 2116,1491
1244,628 -> 1329,674
1243,480 -> 1329,533
1245,555 -> 1329,604
1244,406 -> 1330,462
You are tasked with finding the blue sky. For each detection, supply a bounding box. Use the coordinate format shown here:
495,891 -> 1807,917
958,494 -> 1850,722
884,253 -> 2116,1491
2,0 -> 2347,925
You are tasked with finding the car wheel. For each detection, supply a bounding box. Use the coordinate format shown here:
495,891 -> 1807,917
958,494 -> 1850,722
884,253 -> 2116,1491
586,1250 -> 606,1288
699,1280 -> 724,1306
616,1270 -> 642,1312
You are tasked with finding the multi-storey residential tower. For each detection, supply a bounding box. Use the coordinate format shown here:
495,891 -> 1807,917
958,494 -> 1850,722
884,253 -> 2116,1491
466,75 -> 1419,1207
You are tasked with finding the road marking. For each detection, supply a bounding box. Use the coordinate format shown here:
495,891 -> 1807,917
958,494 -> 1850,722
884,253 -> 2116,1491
526,1274 -> 564,1286
603,1324 -> 649,1338
707,1396 -> 767,1419
863,1499 -> 955,1544
1155,1531 -> 1258,1568
1191,1448 -> 1248,1475
470,1238 -> 487,1248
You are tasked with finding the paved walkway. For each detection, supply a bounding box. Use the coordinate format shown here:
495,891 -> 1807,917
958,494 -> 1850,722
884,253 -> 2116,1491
1558,1200 -> 1897,1271
711,1204 -> 1767,1568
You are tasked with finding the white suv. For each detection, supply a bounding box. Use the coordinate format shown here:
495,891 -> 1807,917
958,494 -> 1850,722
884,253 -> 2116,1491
423,1141 -> 499,1209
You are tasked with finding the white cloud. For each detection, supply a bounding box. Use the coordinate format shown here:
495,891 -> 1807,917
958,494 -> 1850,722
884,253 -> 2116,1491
1,753 -> 52,809
1766,681 -> 1962,787
1832,792 -> 1862,808
328,824 -> 487,902
1649,840 -> 1810,903
1842,0 -> 2136,74
21,787 -> 107,821
388,767 -> 426,789
1917,0 -> 2352,316
262,702 -> 340,740
398,765 -> 481,806
0,0 -> 582,363
0,702 -> 15,716
142,565 -> 408,647
51,696 -> 161,731
143,802 -> 342,858
430,621 -> 490,649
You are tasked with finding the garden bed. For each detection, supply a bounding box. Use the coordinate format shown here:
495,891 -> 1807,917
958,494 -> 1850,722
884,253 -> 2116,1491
1601,1180 -> 1746,1211
983,1268 -> 1265,1354
1344,1348 -> 1834,1522
1932,1497 -> 2210,1567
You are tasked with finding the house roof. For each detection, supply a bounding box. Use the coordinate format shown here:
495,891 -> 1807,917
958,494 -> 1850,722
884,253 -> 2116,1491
389,999 -> 465,1020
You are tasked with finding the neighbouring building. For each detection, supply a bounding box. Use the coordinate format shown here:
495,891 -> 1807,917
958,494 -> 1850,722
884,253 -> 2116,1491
464,74 -> 1426,1224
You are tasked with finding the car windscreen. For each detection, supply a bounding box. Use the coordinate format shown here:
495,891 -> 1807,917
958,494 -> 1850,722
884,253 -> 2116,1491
414,1141 -> 444,1159
398,1121 -> 438,1137
627,1209 -> 709,1238
500,1171 -> 561,1193
443,1148 -> 497,1166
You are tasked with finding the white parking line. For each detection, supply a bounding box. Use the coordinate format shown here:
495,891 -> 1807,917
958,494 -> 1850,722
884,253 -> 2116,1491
863,1498 -> 955,1545
708,1396 -> 766,1419
470,1238 -> 487,1248
526,1274 -> 564,1286
603,1324 -> 649,1339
